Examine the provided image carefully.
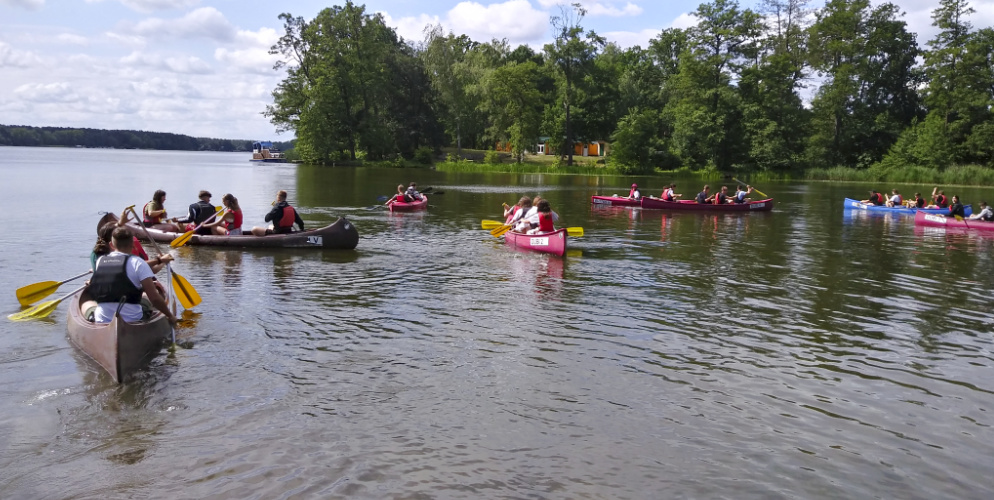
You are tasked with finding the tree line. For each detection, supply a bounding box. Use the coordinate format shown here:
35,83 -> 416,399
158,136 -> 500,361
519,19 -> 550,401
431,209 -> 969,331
267,0 -> 994,175
0,124 -> 294,152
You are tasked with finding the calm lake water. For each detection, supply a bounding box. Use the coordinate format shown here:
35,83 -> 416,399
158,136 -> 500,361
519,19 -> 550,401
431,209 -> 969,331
1,146 -> 993,499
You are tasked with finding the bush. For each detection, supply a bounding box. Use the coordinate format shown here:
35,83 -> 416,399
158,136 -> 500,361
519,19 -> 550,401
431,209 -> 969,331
484,149 -> 501,165
413,146 -> 433,165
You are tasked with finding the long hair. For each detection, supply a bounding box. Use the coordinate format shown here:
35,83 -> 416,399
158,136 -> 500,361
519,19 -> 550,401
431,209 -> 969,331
153,189 -> 166,204
94,222 -> 116,255
222,193 -> 240,211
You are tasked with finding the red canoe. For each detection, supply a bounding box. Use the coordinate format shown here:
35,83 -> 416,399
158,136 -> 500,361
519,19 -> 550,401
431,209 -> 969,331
389,195 -> 428,212
591,195 -> 640,207
640,197 -> 774,212
504,229 -> 567,256
914,211 -> 994,231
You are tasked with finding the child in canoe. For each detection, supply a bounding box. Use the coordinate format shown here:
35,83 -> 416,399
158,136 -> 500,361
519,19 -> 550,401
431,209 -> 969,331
526,200 -> 557,235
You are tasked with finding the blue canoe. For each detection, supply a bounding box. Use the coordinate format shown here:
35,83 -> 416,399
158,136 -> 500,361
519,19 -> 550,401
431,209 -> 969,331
843,198 -> 972,216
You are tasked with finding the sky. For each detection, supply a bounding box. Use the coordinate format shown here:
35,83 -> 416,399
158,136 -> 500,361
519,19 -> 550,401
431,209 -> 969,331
1,0 -> 992,141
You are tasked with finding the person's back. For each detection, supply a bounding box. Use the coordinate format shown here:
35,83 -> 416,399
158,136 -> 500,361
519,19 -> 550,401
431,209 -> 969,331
90,251 -> 149,323
696,188 -> 709,204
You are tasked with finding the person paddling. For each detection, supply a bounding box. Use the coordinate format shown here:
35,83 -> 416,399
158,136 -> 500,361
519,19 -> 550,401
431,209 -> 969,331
627,183 -> 641,200
885,189 -> 903,208
81,227 -> 177,326
142,189 -> 178,231
946,195 -> 966,218
695,185 -> 711,204
661,183 -> 681,202
927,187 -> 948,209
204,193 -> 243,235
386,184 -> 407,206
251,190 -> 304,236
732,185 -> 753,203
968,201 -> 993,221
172,190 -> 217,235
527,200 -> 557,234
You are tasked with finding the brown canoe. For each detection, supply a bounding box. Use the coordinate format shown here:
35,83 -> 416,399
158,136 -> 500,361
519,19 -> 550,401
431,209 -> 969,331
66,293 -> 172,383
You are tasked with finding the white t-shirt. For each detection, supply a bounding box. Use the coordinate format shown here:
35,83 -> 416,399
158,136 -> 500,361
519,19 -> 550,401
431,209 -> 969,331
94,251 -> 154,323
891,194 -> 901,204
632,189 -> 641,199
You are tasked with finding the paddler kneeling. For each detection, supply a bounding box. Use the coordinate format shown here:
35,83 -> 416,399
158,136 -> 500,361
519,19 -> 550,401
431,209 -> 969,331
81,227 -> 177,326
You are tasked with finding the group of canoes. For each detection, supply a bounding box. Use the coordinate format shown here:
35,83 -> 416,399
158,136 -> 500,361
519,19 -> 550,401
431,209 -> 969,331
851,187 -> 993,221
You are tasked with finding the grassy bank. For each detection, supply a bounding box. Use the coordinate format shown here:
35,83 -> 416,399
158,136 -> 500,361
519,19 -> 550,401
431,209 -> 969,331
804,165 -> 994,186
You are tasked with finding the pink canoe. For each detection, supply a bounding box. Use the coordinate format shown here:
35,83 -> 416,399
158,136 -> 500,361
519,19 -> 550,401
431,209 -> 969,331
914,211 -> 994,231
504,229 -> 567,256
591,195 -> 640,207
640,197 -> 774,212
389,195 -> 428,212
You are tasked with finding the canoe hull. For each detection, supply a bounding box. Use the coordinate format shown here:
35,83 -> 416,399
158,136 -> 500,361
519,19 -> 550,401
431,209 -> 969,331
591,195 -> 640,207
389,195 -> 428,212
66,294 -> 172,383
640,197 -> 774,212
914,211 -> 994,231
100,213 -> 359,249
504,229 -> 567,256
844,198 -> 972,216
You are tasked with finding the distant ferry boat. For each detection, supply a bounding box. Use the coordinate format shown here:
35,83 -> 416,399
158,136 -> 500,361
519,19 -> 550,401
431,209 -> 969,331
250,141 -> 287,163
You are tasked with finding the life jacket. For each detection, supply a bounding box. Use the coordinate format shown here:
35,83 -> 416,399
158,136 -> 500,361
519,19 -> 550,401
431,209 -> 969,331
894,194 -> 903,205
915,197 -> 925,208
734,191 -> 746,203
936,195 -> 948,208
224,209 -> 243,231
132,238 -> 148,261
629,187 -> 639,199
505,206 -> 520,224
538,212 -> 555,232
696,192 -> 708,204
662,189 -> 674,202
143,201 -> 162,224
715,193 -> 727,204
278,204 -> 296,228
89,253 -> 143,305
983,209 -> 994,222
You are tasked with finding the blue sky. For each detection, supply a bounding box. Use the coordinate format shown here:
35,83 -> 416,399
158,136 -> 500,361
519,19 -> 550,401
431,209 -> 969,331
1,0 -> 990,140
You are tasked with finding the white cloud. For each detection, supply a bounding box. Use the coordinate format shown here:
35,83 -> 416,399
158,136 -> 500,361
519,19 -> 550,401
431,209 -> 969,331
214,47 -> 281,75
85,0 -> 200,13
125,7 -> 236,42
15,82 -> 82,103
56,33 -> 89,46
120,51 -> 213,74
234,27 -> 280,49
104,32 -> 147,48
449,1 -> 548,41
670,12 -> 698,30
0,0 -> 44,10
130,77 -> 202,99
586,2 -> 642,17
380,13 -> 443,43
0,41 -> 44,67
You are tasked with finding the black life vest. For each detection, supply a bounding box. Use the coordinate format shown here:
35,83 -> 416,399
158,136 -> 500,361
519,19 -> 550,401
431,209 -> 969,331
89,253 -> 143,304
696,191 -> 708,204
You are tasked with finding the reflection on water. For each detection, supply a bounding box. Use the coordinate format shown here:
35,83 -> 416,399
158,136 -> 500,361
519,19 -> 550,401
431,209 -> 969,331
1,150 -> 993,498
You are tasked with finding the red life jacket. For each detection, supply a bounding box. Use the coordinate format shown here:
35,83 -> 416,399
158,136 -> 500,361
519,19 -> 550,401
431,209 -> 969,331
278,204 -> 296,228
629,187 -> 637,198
505,206 -> 520,224
538,212 -> 555,232
936,195 -> 948,208
662,189 -> 673,202
143,201 -> 162,224
132,238 -> 148,261
225,209 -> 243,231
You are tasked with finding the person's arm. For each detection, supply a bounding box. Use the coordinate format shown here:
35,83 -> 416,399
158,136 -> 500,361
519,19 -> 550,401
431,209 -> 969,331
146,204 -> 166,219
140,276 -> 177,325
203,209 -> 228,228
146,254 -> 173,274
294,210 -> 305,231
264,205 -> 281,223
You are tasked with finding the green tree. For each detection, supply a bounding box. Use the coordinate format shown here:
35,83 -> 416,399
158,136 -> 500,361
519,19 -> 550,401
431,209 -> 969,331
479,61 -> 544,163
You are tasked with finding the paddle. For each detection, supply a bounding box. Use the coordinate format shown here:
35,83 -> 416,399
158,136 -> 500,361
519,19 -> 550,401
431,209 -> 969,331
8,285 -> 87,321
128,207 -> 202,309
955,214 -> 971,229
488,223 -> 583,238
170,206 -> 225,248
16,270 -> 92,306
732,178 -> 769,199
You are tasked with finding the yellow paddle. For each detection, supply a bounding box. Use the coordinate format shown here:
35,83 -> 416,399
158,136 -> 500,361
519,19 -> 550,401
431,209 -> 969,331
732,178 -> 769,198
127,207 -> 202,309
15,270 -> 92,306
169,206 -> 225,248
8,285 -> 87,321
488,223 -> 583,238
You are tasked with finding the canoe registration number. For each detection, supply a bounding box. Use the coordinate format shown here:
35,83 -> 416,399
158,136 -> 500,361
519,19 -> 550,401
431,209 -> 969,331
307,236 -> 323,245
924,214 -> 947,224
592,198 -> 612,205
529,237 -> 549,246
749,202 -> 766,209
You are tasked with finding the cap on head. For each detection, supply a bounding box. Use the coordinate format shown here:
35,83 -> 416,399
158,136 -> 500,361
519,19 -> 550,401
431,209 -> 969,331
632,183 -> 638,188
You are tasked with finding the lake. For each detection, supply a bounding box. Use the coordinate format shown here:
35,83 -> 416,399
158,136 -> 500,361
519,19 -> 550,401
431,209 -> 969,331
1,146 -> 992,498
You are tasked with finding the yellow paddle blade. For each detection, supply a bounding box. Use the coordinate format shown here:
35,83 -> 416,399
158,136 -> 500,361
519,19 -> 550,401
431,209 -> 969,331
481,220 -> 504,229
16,281 -> 60,306
170,230 -> 195,248
171,271 -> 201,309
8,300 -> 59,321
490,224 -> 512,237
566,227 -> 584,237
